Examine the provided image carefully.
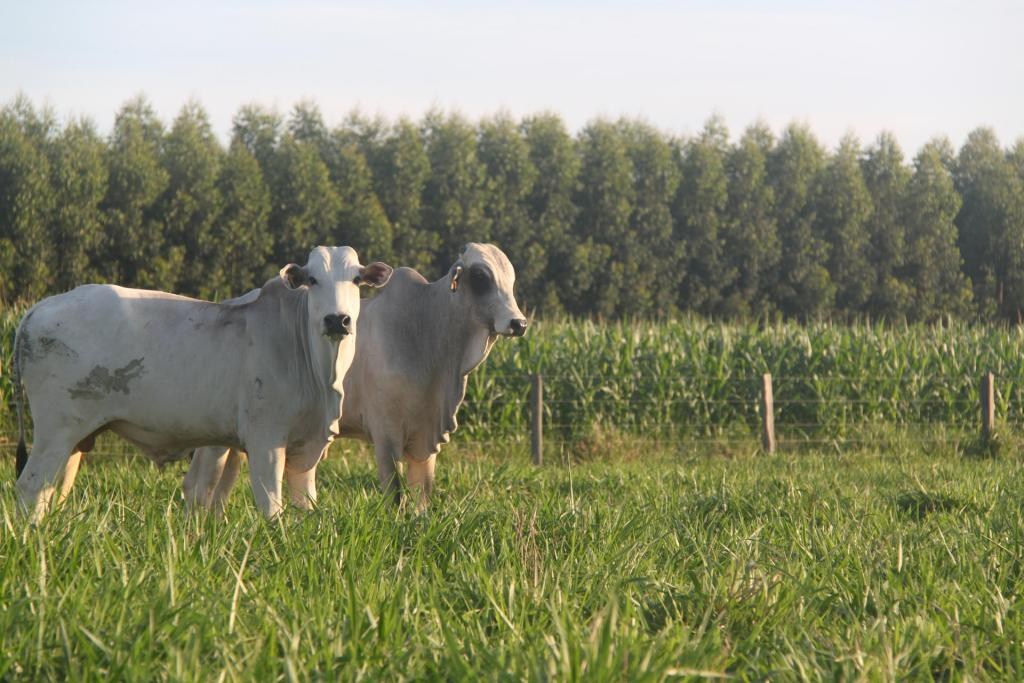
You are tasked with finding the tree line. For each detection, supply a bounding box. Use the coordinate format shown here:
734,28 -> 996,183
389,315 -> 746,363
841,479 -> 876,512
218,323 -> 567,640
1,95 -> 1023,321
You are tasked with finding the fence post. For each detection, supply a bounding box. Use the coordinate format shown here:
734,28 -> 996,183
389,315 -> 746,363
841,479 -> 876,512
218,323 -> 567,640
531,373 -> 543,465
981,371 -> 995,441
761,373 -> 776,454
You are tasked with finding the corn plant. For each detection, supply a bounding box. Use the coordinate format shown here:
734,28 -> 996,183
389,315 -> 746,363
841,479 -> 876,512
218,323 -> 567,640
4,309 -> 1024,445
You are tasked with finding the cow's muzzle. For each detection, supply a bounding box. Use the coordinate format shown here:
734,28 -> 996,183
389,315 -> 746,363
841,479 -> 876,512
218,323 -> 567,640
323,314 -> 352,339
508,318 -> 528,337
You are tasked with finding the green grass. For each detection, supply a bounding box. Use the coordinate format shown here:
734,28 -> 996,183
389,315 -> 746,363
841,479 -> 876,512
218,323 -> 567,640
3,437 -> 1024,680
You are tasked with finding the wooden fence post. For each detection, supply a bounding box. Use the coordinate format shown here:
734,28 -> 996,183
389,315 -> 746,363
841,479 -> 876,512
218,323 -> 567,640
761,373 -> 776,454
981,371 -> 995,441
531,373 -> 543,465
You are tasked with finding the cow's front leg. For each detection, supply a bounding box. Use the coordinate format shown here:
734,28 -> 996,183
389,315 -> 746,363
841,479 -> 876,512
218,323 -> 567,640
247,445 -> 286,518
285,463 -> 318,510
374,442 -> 402,505
405,454 -> 436,513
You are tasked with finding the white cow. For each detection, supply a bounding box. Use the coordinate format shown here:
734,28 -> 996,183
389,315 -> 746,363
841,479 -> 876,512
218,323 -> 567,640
183,243 -> 527,511
13,246 -> 392,520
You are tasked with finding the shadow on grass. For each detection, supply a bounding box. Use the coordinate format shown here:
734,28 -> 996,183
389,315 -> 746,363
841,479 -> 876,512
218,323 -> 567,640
323,472 -> 380,496
894,491 -> 969,520
963,432 -> 1001,459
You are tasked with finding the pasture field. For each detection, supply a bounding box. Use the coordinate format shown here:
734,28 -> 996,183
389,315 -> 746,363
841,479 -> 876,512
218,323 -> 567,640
2,437 -> 1024,679
5,308 -> 1024,678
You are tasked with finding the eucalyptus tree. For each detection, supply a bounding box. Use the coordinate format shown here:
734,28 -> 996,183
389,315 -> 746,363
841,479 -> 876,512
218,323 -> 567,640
266,132 -> 341,265
211,140 -> 273,296
814,135 -> 873,316
421,110 -> 490,274
954,128 -> 1024,319
0,104 -> 54,302
861,132 -> 911,318
365,119 -> 436,273
768,123 -> 832,319
722,122 -> 778,317
621,119 -> 681,317
329,138 -> 394,262
520,112 -> 579,315
101,96 -> 171,289
570,119 -> 633,317
674,116 -> 731,315
478,113 -> 538,302
48,118 -> 108,291
902,138 -> 972,320
232,104 -> 281,171
159,101 -> 223,296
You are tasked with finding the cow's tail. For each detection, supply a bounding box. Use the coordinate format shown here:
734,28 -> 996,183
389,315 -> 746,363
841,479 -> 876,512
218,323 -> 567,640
12,319 -> 28,479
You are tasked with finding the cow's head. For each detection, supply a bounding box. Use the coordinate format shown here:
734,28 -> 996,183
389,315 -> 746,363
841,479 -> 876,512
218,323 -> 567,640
280,246 -> 393,341
447,243 -> 527,337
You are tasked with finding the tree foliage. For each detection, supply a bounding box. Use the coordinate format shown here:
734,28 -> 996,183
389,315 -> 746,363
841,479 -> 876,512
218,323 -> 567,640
861,132 -> 911,317
722,123 -> 778,317
5,96 -> 1024,323
48,119 -> 107,291
954,128 -> 1024,320
903,139 -> 972,320
769,124 -> 832,319
815,135 -> 873,315
101,97 -> 171,289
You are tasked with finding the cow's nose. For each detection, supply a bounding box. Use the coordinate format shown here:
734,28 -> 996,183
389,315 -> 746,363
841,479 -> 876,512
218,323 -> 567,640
323,314 -> 352,338
509,318 -> 528,337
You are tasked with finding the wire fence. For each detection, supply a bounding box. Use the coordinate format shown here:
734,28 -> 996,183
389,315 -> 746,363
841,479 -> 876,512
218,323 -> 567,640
0,370 -> 1012,464
454,369 -> 1014,463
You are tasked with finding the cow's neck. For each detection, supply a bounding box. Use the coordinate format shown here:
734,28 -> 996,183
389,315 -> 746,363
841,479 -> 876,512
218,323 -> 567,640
296,293 -> 345,444
419,280 -> 497,451
429,278 -> 497,380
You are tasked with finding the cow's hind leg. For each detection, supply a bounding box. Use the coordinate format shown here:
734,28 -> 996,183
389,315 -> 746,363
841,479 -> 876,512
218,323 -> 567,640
57,451 -> 83,505
58,429 -> 102,506
183,447 -> 232,510
210,449 -> 244,509
16,428 -> 83,522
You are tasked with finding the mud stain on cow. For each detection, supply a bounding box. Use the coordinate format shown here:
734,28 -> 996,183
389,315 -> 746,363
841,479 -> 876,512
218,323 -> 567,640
39,336 -> 79,359
22,334 -> 79,361
69,358 -> 147,400
19,332 -> 35,361
217,307 -> 247,332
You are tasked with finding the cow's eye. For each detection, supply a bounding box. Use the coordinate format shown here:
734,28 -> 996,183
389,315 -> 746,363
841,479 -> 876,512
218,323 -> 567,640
469,268 -> 491,295
307,276 -> 318,286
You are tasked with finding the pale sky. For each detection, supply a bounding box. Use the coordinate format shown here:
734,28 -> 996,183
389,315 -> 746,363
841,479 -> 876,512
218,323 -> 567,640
1,0 -> 1021,154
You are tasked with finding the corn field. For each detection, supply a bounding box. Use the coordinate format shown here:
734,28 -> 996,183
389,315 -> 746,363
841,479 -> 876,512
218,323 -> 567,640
459,318 -> 1024,444
4,307 -> 1024,445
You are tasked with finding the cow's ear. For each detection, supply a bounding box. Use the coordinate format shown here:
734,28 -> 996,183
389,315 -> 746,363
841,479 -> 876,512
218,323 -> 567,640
356,262 -> 393,288
450,264 -> 463,292
280,264 -> 310,289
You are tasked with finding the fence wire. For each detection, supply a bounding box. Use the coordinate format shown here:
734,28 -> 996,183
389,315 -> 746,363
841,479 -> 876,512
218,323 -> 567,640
1,372 -> 1013,459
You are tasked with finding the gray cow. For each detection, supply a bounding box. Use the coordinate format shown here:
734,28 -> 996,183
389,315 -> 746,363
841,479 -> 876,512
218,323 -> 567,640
183,243 -> 527,511
14,246 -> 392,520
